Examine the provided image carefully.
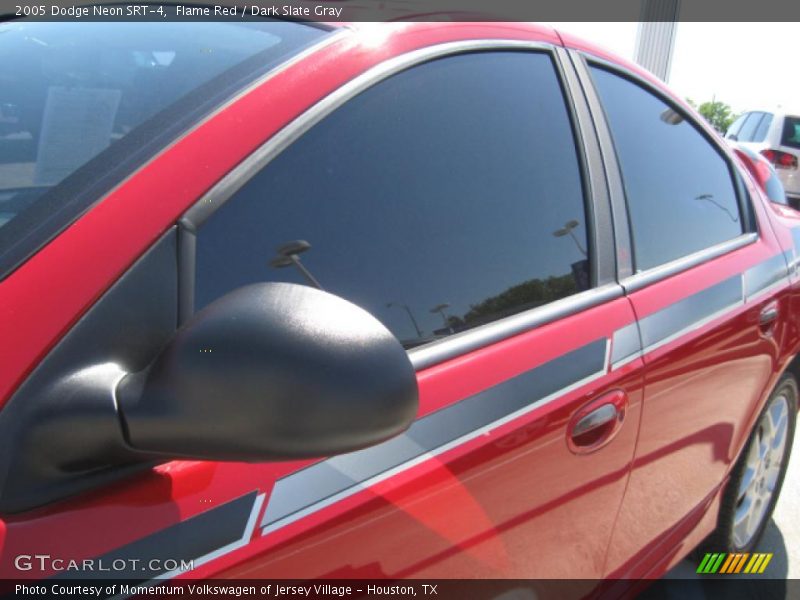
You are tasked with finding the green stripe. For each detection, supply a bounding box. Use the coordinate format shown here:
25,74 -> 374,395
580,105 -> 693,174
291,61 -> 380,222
697,553 -> 713,574
704,553 -> 719,573
710,553 -> 727,574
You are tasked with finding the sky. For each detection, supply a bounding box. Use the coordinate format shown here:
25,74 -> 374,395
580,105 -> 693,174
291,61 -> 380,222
548,22 -> 800,115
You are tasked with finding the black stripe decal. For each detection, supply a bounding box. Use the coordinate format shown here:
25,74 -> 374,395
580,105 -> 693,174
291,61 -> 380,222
638,274 -> 742,353
55,492 -> 260,581
261,338 -> 608,532
744,252 -> 788,300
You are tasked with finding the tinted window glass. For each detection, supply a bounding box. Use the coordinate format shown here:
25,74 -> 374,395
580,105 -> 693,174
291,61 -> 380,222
737,112 -> 763,142
726,113 -> 747,139
0,19 -> 327,278
782,116 -> 800,150
195,52 -> 589,348
590,66 -> 743,271
753,112 -> 773,142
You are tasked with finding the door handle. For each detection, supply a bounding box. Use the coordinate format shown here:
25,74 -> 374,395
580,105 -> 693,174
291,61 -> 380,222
568,389 -> 628,454
759,304 -> 779,326
758,301 -> 780,338
572,404 -> 618,437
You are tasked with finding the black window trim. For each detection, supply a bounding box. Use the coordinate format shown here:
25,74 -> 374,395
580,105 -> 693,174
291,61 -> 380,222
738,111 -> 765,142
571,50 -> 760,294
726,112 -> 748,139
752,111 -> 774,143
179,39 -> 621,372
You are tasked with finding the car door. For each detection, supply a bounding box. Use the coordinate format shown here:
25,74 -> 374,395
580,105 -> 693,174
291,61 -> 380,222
572,55 -> 790,578
1,40 -> 641,590
173,47 -> 644,584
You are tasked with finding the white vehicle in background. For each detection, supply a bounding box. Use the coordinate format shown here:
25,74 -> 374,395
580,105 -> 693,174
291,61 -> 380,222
726,110 -> 800,208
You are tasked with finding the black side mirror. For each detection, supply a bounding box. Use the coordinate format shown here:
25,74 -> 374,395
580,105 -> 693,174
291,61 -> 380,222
116,283 -> 419,461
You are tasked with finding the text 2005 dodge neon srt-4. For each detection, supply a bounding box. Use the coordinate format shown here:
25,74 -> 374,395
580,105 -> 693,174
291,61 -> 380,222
0,14 -> 798,597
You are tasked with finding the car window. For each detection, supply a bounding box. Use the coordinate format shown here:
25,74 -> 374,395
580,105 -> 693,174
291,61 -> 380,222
0,19 -> 328,279
589,65 -> 743,272
753,112 -> 773,142
194,51 -> 590,348
737,112 -> 764,142
782,116 -> 800,150
726,113 -> 748,139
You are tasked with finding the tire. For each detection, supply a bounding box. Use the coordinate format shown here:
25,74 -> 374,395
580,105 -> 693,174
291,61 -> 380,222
702,374 -> 797,553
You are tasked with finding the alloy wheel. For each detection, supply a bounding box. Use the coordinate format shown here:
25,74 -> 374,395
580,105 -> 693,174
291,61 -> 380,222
732,393 -> 790,549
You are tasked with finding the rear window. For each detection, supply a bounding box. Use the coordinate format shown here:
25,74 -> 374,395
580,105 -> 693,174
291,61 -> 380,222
753,113 -> 773,142
782,116 -> 800,150
736,112 -> 763,142
0,18 -> 328,279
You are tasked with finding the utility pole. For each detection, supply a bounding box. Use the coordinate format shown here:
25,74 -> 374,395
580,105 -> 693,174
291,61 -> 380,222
634,0 -> 680,83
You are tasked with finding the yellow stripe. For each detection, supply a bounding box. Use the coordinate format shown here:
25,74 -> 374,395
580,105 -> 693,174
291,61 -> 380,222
744,554 -> 760,573
719,553 -> 736,574
759,554 -> 773,574
751,554 -> 767,573
734,553 -> 749,573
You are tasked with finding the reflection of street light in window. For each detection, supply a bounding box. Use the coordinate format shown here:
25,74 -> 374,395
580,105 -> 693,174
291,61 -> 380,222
695,193 -> 739,222
269,239 -> 324,289
552,219 -> 587,257
660,107 -> 684,125
430,302 -> 453,332
386,302 -> 423,338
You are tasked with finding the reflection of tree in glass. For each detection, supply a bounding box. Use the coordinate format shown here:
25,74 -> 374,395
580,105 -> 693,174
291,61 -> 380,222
460,270 -> 582,329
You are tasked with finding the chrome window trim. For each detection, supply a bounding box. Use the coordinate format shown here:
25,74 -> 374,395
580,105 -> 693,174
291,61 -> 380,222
171,26 -> 349,146
620,233 -> 758,294
410,283 -> 622,371
183,39 -> 558,229
581,53 -> 747,182
576,51 -> 763,288
182,38 -> 621,372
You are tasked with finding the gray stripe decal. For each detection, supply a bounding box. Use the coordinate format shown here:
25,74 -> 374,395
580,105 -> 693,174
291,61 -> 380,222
785,249 -> 796,273
792,228 -> 800,259
610,253 -> 791,366
638,274 -> 742,354
56,492 -> 262,582
610,322 -> 642,370
791,228 -> 800,271
744,253 -> 788,301
261,338 -> 608,533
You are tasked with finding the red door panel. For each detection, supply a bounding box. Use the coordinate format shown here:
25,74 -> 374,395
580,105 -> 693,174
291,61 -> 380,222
605,193 -> 788,578
1,295 -> 642,585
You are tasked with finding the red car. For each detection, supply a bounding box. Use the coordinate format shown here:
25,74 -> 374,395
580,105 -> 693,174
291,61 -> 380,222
1,15 -> 798,595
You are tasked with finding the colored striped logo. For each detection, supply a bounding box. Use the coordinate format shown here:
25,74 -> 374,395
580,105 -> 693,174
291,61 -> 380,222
697,552 -> 773,574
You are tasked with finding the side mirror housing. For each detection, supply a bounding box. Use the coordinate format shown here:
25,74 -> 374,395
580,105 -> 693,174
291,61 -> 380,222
117,283 -> 419,461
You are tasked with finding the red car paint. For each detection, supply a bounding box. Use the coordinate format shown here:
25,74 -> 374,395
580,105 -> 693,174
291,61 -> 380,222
1,20 -> 799,593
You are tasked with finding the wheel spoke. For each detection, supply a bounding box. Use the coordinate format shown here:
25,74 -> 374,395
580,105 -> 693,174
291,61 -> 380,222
764,463 -> 781,491
758,433 -> 769,462
738,466 -> 757,501
745,439 -> 761,471
730,392 -> 792,549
